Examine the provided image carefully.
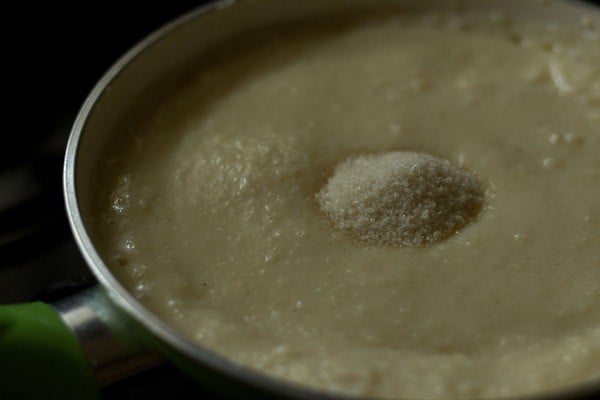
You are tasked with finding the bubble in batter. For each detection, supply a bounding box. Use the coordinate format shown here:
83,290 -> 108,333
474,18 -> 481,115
316,151 -> 484,247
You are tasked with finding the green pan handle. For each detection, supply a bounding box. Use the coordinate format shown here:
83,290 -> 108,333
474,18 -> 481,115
0,287 -> 162,400
0,302 -> 99,400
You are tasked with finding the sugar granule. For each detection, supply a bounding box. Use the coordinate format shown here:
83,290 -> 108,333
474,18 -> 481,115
316,152 -> 484,247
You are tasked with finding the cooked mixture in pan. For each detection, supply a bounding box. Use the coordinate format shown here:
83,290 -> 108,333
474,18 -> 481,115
95,3 -> 600,399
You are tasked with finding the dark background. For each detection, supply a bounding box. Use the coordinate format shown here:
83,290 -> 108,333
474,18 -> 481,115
1,1 -> 599,399
3,2 -> 203,171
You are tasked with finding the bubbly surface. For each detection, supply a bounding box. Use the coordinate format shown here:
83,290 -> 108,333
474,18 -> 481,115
95,5 -> 600,399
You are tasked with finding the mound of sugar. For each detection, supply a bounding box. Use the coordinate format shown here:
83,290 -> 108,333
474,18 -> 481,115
316,152 -> 484,247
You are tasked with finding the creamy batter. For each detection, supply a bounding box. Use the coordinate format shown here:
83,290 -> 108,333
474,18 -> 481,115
95,4 -> 600,399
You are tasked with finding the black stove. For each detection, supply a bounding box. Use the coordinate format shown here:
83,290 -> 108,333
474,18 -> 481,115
2,1 -> 600,399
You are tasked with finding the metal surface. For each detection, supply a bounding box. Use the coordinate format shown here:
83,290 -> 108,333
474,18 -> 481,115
63,0 -> 600,399
53,287 -> 162,386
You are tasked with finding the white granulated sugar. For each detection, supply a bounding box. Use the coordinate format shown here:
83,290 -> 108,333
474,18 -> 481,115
316,152 -> 484,247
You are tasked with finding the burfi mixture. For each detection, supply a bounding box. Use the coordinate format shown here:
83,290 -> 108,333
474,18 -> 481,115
95,4 -> 600,399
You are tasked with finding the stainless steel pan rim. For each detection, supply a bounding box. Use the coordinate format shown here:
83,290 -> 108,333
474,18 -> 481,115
63,0 -> 600,399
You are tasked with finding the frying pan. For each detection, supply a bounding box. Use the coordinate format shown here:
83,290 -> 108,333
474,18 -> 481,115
1,1 -> 599,399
